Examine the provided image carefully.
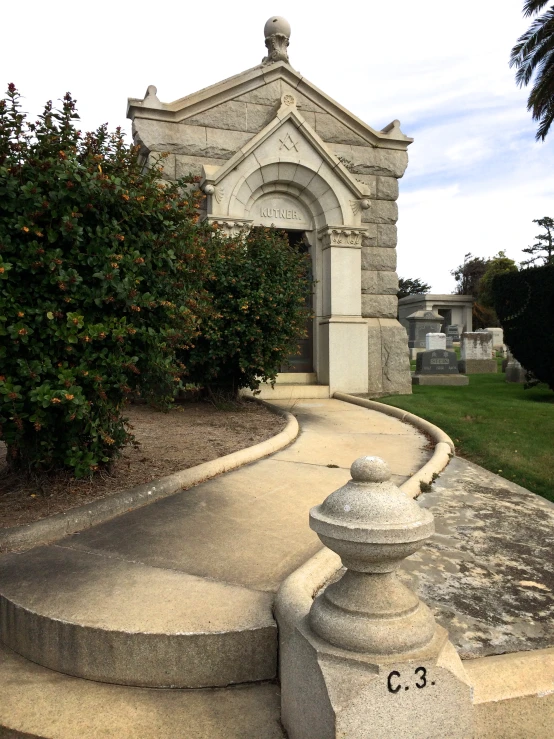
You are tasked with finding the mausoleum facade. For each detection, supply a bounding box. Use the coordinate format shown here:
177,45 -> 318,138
127,17 -> 413,396
398,293 -> 474,336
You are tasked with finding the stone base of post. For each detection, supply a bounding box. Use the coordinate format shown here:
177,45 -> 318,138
281,613 -> 473,739
278,456 -> 475,738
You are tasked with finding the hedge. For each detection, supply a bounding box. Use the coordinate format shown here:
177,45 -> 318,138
491,265 -> 554,390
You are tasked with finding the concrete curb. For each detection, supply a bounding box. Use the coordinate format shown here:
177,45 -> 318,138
333,392 -> 455,499
0,403 -> 299,553
275,392 -> 457,630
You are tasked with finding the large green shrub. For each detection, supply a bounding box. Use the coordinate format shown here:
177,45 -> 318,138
0,85 -> 207,476
181,227 -> 312,396
491,265 -> 554,391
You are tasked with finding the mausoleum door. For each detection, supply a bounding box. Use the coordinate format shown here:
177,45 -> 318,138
438,309 -> 452,334
280,230 -> 313,373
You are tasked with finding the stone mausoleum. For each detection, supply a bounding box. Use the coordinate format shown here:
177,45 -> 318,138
128,17 -> 413,397
398,293 -> 474,336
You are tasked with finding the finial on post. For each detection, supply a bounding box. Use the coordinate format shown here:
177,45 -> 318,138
309,456 -> 437,655
262,16 -> 291,65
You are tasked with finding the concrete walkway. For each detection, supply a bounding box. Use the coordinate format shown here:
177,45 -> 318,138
0,398 -> 430,701
2,398 -> 554,738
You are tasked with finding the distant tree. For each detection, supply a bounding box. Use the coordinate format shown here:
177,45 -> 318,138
451,252 -> 517,328
521,216 -> 554,266
510,1 -> 554,141
479,252 -> 519,308
397,277 -> 431,300
451,253 -> 488,295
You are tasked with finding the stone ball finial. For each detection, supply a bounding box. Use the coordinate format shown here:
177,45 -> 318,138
264,16 -> 291,39
308,456 -> 437,655
311,455 -> 434,539
262,16 -> 291,65
350,455 -> 390,483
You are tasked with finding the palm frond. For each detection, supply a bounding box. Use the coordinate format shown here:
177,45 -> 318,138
510,7 -> 554,74
511,4 -> 554,140
523,0 -> 552,18
527,51 -> 554,139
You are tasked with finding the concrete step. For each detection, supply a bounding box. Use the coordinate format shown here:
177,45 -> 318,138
0,642 -> 284,739
0,545 -> 276,689
242,384 -> 330,399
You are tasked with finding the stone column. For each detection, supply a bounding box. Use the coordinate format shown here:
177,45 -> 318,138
317,227 -> 368,395
280,456 -> 474,739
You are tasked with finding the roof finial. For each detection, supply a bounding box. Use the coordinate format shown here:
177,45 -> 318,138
262,16 -> 291,65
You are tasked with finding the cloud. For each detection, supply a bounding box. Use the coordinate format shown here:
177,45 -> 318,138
1,0 -> 551,295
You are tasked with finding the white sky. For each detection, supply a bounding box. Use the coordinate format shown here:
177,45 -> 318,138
3,0 -> 553,291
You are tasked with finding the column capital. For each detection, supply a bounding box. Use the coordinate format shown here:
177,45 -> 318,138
203,216 -> 253,237
318,226 -> 366,250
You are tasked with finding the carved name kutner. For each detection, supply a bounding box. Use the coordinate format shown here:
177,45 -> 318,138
260,206 -> 302,220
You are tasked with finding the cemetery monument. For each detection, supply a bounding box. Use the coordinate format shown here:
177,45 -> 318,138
127,17 -> 413,397
405,310 -> 442,360
412,334 -> 469,386
459,332 -> 497,374
398,294 -> 473,336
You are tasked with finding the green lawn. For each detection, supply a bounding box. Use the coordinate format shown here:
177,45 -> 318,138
380,373 -> 554,502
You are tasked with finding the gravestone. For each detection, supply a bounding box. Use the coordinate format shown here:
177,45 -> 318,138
425,333 -> 446,351
485,327 -> 504,351
446,325 -> 461,342
505,353 -> 527,383
407,311 -> 443,349
458,332 -> 496,374
407,311 -> 442,359
412,350 -> 469,385
446,337 -> 454,349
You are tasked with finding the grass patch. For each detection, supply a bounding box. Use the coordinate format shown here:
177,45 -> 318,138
380,374 -> 554,502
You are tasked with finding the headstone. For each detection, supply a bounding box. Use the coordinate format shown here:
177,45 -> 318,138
425,332 -> 446,351
446,324 -> 460,342
505,353 -> 526,383
416,350 -> 458,374
412,350 -> 469,385
458,332 -> 497,374
485,327 -> 504,352
407,311 -> 443,349
446,337 -> 454,349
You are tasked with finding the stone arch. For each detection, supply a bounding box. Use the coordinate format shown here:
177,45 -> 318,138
229,160 -> 349,230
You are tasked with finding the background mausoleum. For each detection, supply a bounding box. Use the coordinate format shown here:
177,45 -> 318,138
398,293 -> 474,335
128,18 -> 413,397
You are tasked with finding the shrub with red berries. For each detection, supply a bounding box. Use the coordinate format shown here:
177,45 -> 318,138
0,86 -> 208,476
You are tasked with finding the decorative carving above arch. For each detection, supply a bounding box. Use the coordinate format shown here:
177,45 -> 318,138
199,96 -> 372,232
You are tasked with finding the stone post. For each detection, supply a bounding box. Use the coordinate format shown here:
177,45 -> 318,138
280,456 -> 474,739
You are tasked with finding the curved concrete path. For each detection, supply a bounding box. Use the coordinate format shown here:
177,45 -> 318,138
0,398 -> 430,697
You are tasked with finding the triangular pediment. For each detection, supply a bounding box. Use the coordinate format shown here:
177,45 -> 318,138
128,61 -> 412,151
201,96 -> 370,201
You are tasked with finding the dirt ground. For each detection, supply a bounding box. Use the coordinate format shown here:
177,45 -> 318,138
0,401 -> 286,530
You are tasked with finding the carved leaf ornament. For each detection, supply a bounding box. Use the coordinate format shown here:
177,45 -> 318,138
331,229 -> 361,246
